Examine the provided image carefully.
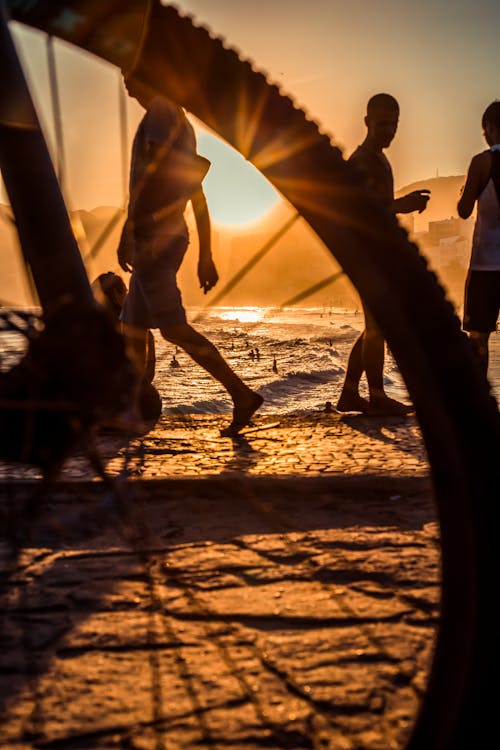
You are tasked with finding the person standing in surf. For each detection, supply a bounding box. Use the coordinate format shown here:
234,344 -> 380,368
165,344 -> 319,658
117,75 -> 263,433
336,93 -> 431,415
457,100 -> 500,376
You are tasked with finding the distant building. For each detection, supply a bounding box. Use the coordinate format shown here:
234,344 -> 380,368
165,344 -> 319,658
416,215 -> 474,268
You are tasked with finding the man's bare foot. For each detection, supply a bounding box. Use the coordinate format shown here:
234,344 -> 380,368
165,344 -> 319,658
367,396 -> 413,416
337,391 -> 370,413
221,392 -> 264,435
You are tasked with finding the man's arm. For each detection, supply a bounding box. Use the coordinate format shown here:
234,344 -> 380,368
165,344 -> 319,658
393,189 -> 431,215
457,151 -> 490,219
117,214 -> 135,272
117,137 -> 170,272
191,188 -> 219,294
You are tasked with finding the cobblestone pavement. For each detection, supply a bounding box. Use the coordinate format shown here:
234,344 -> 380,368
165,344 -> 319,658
0,412 -> 430,482
0,414 -> 440,750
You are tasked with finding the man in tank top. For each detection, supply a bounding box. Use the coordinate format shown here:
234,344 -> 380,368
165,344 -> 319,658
458,100 -> 500,376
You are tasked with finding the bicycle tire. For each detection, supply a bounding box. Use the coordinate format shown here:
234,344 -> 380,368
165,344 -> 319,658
5,2 -> 500,747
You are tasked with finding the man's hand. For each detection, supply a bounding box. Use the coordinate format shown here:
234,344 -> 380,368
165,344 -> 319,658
117,220 -> 135,272
395,189 -> 431,214
198,255 -> 219,294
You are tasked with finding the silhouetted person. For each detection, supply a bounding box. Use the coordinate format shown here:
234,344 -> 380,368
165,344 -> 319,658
324,401 -> 333,413
272,356 -> 278,373
91,271 -> 127,321
337,93 -> 430,415
457,100 -> 500,376
255,346 -> 260,360
117,76 -> 263,433
91,271 -> 161,423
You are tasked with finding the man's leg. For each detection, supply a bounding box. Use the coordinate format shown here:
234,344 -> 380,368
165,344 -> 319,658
336,331 -> 369,412
161,322 -> 263,427
121,323 -> 149,376
363,310 -> 412,415
363,313 -> 385,402
463,270 -> 499,377
120,322 -> 150,429
468,331 -> 490,375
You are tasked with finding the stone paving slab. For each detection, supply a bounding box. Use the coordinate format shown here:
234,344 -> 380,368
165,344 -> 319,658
0,414 -> 439,749
0,412 -> 430,482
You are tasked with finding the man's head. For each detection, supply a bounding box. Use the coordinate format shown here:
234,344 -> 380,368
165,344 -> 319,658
92,272 -> 127,317
482,101 -> 500,147
365,93 -> 400,150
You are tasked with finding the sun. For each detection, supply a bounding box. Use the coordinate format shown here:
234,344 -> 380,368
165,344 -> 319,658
218,308 -> 265,323
193,123 -> 280,228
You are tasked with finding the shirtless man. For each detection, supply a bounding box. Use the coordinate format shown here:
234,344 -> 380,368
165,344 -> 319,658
457,100 -> 500,376
337,93 -> 430,415
117,76 -> 263,433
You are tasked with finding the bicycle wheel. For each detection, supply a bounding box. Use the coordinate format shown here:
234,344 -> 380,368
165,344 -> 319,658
5,2 -> 500,748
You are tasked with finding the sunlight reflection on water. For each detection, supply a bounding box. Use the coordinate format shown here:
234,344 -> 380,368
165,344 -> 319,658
216,308 -> 265,324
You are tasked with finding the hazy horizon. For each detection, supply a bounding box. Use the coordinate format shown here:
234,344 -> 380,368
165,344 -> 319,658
0,173 -> 471,311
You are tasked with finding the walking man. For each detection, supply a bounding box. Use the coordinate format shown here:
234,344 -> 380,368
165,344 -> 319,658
118,76 -> 262,432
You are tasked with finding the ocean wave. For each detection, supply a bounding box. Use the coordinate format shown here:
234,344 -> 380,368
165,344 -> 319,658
164,399 -> 231,415
284,368 -> 344,384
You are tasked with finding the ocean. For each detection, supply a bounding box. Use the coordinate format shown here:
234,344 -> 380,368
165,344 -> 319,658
154,306 -> 500,415
1,306 -> 499,415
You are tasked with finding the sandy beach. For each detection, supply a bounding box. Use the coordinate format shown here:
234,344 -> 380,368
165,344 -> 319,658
1,2 -> 498,746
0,412 -> 440,750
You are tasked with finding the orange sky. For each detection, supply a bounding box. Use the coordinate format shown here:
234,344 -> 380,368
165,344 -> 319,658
5,0 -> 499,218
175,0 -> 498,187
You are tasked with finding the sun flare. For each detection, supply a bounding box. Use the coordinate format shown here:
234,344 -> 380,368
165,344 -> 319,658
193,124 -> 280,228
218,308 -> 265,323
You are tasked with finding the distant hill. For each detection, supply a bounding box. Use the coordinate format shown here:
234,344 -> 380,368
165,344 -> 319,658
395,175 -> 466,231
73,205 -> 125,277
0,177 -> 471,308
0,204 -> 125,307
